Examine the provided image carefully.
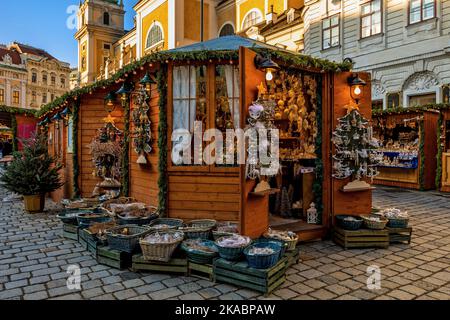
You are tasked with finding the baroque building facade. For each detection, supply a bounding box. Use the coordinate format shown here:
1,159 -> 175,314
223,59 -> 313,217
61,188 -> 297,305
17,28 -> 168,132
0,43 -> 71,109
302,0 -> 450,109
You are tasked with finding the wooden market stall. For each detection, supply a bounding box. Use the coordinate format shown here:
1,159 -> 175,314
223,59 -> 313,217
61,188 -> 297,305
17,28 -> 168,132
38,36 -> 373,241
438,107 -> 450,192
372,109 -> 438,190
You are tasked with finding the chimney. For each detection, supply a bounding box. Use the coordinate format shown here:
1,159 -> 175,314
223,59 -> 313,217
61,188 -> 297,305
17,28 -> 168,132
266,5 -> 278,24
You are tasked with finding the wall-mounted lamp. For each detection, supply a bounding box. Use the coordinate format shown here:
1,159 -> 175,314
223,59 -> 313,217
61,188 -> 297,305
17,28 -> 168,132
60,107 -> 70,120
139,72 -> 156,95
116,82 -> 133,106
254,54 -> 280,82
348,73 -> 366,105
104,92 -> 117,113
51,113 -> 62,129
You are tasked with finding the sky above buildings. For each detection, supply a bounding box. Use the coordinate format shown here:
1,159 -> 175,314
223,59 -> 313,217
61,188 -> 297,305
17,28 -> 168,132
0,0 -> 136,68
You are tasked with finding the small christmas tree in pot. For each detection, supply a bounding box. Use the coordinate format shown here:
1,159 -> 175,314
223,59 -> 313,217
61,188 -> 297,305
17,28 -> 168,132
0,134 -> 64,213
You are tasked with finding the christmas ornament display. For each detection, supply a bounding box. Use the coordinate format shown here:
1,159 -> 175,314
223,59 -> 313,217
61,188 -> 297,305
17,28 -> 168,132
132,88 -> 152,164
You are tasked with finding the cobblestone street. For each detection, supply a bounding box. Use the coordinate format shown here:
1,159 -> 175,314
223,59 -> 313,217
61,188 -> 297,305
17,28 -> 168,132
0,186 -> 449,300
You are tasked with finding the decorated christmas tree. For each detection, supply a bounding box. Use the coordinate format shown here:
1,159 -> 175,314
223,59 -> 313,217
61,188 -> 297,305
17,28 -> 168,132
332,107 -> 382,191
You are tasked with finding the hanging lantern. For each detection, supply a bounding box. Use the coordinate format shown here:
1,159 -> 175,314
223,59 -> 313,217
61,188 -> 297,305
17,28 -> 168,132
60,107 -> 70,120
139,72 -> 156,95
254,54 -> 280,82
116,82 -> 133,105
104,92 -> 117,113
348,73 -> 367,105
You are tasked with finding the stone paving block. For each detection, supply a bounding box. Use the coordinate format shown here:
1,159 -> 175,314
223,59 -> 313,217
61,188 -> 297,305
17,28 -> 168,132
103,283 -> 125,293
113,289 -> 138,300
23,291 -> 49,300
178,281 -> 202,294
198,287 -> 222,299
134,282 -> 166,295
309,289 -> 337,300
0,288 -> 23,299
162,277 -> 185,288
235,288 -> 259,299
149,287 -> 183,300
218,292 -> 244,300
123,278 -> 145,289
387,289 -> 416,300
273,288 -> 297,299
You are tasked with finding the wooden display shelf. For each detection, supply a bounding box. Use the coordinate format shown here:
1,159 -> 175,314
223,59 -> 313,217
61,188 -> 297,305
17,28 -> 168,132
249,188 -> 280,197
97,246 -> 132,270
387,227 -> 413,244
213,257 -> 287,295
284,248 -> 300,268
188,262 -> 214,281
132,254 -> 188,275
332,226 -> 389,249
62,224 -> 79,241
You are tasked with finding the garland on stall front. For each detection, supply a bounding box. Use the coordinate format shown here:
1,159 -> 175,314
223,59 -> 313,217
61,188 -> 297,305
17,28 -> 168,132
72,101 -> 81,198
419,120 -> 426,190
121,100 -> 131,197
157,66 -> 168,216
436,113 -> 443,190
372,103 -> 450,116
10,114 -> 17,152
0,105 -> 37,116
313,76 -> 324,224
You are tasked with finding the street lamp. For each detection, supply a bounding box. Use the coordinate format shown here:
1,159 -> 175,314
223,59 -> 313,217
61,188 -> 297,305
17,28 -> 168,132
116,82 -> 133,106
348,73 -> 367,105
104,92 -> 117,113
139,72 -> 156,96
254,54 -> 280,82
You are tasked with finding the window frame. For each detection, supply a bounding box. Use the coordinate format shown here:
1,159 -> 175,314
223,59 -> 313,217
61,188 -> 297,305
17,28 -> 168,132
145,23 -> 164,50
103,12 -> 110,26
167,62 -> 241,173
0,88 -> 4,103
360,0 -> 383,39
408,0 -> 436,25
322,14 -> 341,50
12,90 -> 20,104
242,9 -> 263,30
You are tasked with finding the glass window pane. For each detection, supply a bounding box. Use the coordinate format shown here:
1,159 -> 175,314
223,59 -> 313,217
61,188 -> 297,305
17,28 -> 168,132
362,16 -> 371,28
331,26 -> 339,38
423,0 -> 435,19
362,3 -> 371,15
331,15 -> 339,26
323,18 -> 330,29
372,0 -> 381,12
362,26 -> 371,38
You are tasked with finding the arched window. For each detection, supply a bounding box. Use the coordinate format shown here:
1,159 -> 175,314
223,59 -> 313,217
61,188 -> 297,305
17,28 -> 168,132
146,24 -> 164,49
242,10 -> 263,29
103,12 -> 110,25
219,23 -> 235,37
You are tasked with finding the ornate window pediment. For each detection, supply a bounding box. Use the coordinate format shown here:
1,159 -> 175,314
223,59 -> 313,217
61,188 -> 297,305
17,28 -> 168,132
403,71 -> 439,93
2,54 -> 12,65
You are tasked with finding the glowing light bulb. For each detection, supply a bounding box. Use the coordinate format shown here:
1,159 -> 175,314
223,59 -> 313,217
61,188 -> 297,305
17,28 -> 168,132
354,86 -> 362,96
266,70 -> 273,81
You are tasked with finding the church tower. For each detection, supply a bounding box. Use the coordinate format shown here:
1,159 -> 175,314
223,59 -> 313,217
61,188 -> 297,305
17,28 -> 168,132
75,0 -> 125,85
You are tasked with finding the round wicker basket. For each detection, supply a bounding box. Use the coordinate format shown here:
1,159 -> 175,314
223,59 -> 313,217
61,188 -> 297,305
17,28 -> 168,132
139,230 -> 185,262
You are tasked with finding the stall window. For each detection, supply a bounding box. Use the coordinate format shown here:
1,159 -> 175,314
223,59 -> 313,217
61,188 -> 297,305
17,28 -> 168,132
322,15 -> 340,49
409,0 -> 435,24
172,65 -> 207,166
409,93 -> 436,107
0,89 -> 4,103
361,0 -> 382,38
67,117 -> 74,153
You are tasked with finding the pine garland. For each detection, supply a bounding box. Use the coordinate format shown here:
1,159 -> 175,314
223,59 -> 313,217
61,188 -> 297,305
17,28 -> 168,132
419,120 -> 426,190
373,103 -> 450,116
72,101 -> 81,198
121,99 -> 131,197
157,66 -> 168,216
313,76 -> 324,224
11,114 -> 17,152
436,113 -> 443,190
0,105 -> 36,116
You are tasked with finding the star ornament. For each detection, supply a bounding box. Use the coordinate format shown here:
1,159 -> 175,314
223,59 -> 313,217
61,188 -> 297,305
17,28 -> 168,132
344,104 -> 360,114
103,114 -> 116,124
256,82 -> 267,97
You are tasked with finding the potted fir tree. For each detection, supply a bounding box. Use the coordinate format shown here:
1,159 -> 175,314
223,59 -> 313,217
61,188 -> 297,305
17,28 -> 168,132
0,133 -> 64,213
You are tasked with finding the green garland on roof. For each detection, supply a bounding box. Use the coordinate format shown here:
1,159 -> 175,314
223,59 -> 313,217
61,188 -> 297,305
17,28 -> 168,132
419,120 -> 425,191
0,105 -> 37,116
373,103 -> 450,117
313,76 -> 324,224
37,48 -> 352,118
157,66 -> 168,217
10,114 -> 17,152
436,113 -> 443,190
72,101 -> 81,198
121,100 -> 131,197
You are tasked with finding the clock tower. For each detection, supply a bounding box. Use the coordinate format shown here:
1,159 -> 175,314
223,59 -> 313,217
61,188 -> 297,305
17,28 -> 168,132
75,0 -> 125,85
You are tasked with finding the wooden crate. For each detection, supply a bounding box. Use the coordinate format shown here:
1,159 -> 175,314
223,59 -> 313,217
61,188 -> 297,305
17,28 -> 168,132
284,248 -> 300,268
333,227 -> 389,249
188,262 -> 214,281
97,246 -> 132,270
132,254 -> 188,275
62,224 -> 79,241
387,227 -> 413,244
213,257 -> 287,295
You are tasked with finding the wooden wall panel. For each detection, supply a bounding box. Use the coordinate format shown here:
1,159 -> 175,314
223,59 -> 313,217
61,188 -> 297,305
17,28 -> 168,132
331,72 -> 373,218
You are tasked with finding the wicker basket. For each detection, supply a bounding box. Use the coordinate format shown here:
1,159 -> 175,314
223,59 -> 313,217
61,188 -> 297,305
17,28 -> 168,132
77,209 -> 112,228
147,218 -> 184,231
212,231 -> 237,241
361,215 -> 388,230
57,208 -> 92,225
263,231 -> 298,251
253,238 -> 287,259
117,206 -> 159,226
335,215 -> 364,231
181,239 -> 218,264
387,218 -> 409,228
139,230 -> 185,262
190,219 -> 217,229
106,225 -> 151,253
180,220 -> 215,240
244,242 -> 282,269
215,236 -> 251,261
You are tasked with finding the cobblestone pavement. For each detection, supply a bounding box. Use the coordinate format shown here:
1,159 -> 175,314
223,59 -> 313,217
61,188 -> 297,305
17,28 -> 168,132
0,186 -> 449,300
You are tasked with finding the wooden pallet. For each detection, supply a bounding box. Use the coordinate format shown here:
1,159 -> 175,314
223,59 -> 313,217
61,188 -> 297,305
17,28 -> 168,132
78,228 -> 100,255
188,262 -> 214,281
132,254 -> 188,275
284,248 -> 300,268
387,227 -> 413,244
62,224 -> 79,241
333,227 -> 389,249
213,257 -> 287,295
97,246 -> 132,270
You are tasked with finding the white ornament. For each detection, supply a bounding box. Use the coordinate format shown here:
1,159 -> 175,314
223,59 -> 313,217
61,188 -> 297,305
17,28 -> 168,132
307,203 -> 318,224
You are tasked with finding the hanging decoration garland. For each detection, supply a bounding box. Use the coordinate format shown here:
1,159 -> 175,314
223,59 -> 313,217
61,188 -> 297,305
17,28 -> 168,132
436,113 -> 443,190
419,120 -> 425,190
72,101 -> 81,198
332,108 -> 383,191
131,88 -> 152,164
157,66 -> 168,216
121,99 -> 131,197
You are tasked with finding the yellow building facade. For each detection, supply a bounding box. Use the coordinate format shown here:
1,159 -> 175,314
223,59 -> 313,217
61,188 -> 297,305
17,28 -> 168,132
76,0 -> 304,84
